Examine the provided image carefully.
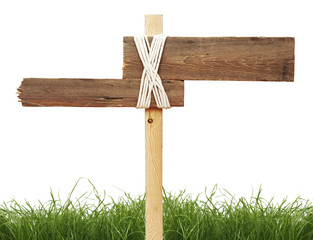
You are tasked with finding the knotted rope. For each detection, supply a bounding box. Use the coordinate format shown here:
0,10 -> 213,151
134,35 -> 170,109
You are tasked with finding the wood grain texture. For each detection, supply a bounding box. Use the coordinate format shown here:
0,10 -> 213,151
123,37 -> 295,81
145,14 -> 163,36
144,14 -> 163,240
17,78 -> 184,107
145,107 -> 163,240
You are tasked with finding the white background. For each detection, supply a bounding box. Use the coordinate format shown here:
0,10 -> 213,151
0,0 -> 312,205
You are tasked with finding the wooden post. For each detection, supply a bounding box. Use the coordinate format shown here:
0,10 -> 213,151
145,14 -> 163,240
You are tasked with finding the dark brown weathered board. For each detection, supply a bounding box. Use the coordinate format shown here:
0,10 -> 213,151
123,37 -> 294,81
18,78 -> 184,107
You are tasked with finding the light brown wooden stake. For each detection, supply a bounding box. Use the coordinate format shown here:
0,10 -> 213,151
145,14 -> 163,240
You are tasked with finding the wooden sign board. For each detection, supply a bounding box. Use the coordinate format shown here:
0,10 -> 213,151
123,37 -> 294,81
18,78 -> 184,107
18,37 -> 294,107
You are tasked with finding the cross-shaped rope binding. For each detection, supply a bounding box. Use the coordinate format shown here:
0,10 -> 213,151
134,35 -> 171,109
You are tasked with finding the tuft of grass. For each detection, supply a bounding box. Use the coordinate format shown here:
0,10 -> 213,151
1,181 -> 313,240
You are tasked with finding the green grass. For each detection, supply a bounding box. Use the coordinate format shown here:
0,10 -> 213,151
1,180 -> 313,240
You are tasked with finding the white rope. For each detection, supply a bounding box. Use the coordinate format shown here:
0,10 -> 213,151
134,35 -> 171,109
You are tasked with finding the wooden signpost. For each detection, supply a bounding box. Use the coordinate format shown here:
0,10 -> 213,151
18,14 -> 294,240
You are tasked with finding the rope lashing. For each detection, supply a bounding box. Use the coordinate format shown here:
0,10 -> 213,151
134,35 -> 171,109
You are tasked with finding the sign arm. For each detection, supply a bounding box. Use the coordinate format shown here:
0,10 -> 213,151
123,37 -> 294,81
17,78 -> 184,107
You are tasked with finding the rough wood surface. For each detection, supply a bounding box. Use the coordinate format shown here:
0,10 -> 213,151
18,78 -> 184,107
144,14 -> 163,240
123,37 -> 295,81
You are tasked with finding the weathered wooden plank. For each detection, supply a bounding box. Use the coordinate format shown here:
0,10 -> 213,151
123,37 -> 294,81
18,78 -> 184,107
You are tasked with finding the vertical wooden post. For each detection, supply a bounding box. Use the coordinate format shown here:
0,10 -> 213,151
145,14 -> 163,240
